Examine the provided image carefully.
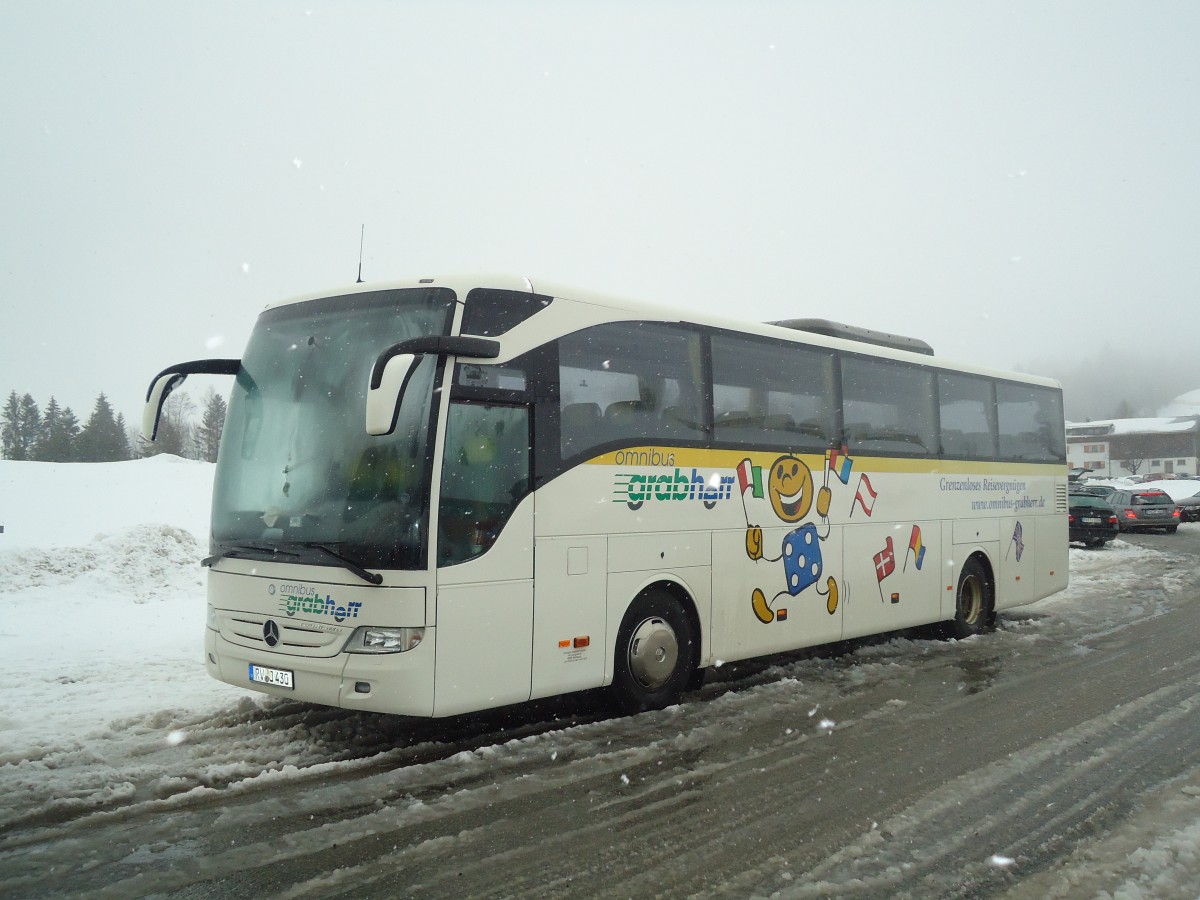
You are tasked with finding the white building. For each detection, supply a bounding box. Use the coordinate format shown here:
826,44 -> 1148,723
1066,389 -> 1200,478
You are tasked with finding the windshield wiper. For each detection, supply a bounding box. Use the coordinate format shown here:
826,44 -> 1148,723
202,541 -> 383,586
202,542 -> 301,567
296,542 -> 384,586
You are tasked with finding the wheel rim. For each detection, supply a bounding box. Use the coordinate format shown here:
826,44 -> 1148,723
627,616 -> 679,690
958,573 -> 984,625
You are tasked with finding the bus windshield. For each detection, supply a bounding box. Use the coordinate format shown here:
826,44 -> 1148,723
211,288 -> 456,571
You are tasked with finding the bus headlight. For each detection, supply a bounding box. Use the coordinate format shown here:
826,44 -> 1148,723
206,604 -> 220,632
344,626 -> 425,654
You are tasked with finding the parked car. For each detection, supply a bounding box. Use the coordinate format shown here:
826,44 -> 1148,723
1177,490 -> 1200,523
1107,489 -> 1181,533
1067,494 -> 1120,547
1072,483 -> 1117,499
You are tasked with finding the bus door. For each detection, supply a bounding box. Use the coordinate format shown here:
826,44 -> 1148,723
432,400 -> 534,717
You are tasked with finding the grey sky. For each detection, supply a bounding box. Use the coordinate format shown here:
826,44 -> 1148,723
3,1 -> 1198,424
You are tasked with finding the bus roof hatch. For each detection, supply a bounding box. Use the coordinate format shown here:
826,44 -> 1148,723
769,318 -> 934,356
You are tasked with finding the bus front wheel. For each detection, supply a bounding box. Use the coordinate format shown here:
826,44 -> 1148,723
950,557 -> 995,639
611,589 -> 696,715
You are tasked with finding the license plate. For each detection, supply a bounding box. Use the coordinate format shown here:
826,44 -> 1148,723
249,663 -> 294,689
1083,517 -> 1102,524
1146,509 -> 1165,517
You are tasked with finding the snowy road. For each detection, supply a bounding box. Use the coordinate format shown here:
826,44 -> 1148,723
4,526 -> 1200,897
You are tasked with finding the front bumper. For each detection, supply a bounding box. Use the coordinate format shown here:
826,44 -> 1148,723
205,627 -> 436,716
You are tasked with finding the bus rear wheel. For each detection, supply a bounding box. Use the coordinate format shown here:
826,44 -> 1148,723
950,557 -> 994,639
611,589 -> 696,715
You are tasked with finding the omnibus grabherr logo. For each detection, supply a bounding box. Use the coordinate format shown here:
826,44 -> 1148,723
614,467 -> 736,510
272,582 -> 364,622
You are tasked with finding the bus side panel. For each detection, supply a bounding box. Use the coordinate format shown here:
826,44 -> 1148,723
1035,514 -> 1069,602
841,518 -> 942,639
531,535 -> 609,700
996,515 -> 1041,609
711,524 -> 843,664
432,580 -> 533,716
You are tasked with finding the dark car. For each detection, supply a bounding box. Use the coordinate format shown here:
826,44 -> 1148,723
1107,489 -> 1181,533
1072,483 -> 1117,499
1068,494 -> 1120,547
1177,490 -> 1200,523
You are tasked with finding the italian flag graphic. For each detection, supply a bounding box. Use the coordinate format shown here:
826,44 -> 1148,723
737,459 -> 764,498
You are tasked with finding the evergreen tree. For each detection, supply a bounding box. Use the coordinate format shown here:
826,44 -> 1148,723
196,390 -> 227,462
78,393 -> 130,462
113,413 -> 131,461
19,394 -> 42,457
33,397 -> 80,461
36,397 -> 61,459
60,406 -> 83,460
1,391 -> 20,459
2,393 -> 42,460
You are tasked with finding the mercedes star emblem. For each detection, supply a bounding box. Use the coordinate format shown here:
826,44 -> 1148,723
263,619 -> 281,647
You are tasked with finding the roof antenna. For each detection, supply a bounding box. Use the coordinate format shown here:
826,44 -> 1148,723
356,224 -> 365,284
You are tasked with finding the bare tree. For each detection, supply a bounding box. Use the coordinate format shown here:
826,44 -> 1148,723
195,389 -> 227,463
141,389 -> 197,458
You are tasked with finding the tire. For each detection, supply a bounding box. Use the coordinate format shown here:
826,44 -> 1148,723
1166,525 -> 1178,534
611,589 -> 696,715
949,557 -> 994,639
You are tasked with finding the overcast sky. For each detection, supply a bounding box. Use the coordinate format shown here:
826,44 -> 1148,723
3,1 -> 1199,424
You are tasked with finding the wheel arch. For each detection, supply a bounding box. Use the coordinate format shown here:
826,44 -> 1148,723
607,575 -> 705,711
950,549 -> 997,635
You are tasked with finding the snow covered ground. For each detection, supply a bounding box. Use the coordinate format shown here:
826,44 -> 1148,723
0,457 -> 256,754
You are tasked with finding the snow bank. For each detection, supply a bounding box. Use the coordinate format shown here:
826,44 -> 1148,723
0,458 -> 252,752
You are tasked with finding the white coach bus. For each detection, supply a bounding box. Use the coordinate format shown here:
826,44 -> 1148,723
144,275 -> 1067,717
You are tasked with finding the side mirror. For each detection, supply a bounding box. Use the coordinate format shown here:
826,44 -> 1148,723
366,352 -> 418,436
365,335 -> 500,436
142,371 -> 185,441
142,359 -> 240,441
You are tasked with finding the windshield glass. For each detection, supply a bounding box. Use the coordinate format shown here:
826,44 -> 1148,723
212,288 -> 456,570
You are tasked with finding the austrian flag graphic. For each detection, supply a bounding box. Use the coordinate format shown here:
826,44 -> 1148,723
851,473 -> 877,517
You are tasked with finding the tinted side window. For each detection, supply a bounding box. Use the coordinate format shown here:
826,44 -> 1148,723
557,322 -> 704,459
938,372 -> 998,458
711,334 -> 836,451
997,383 -> 1065,462
841,357 -> 936,455
461,288 -> 553,336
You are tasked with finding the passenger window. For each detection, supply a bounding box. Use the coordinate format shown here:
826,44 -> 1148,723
557,322 -> 703,459
438,402 -> 529,565
841,357 -> 935,455
938,372 -> 998,458
997,383 -> 1065,462
711,334 -> 836,450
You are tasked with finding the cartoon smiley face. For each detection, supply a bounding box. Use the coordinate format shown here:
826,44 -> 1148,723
768,455 -> 814,523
